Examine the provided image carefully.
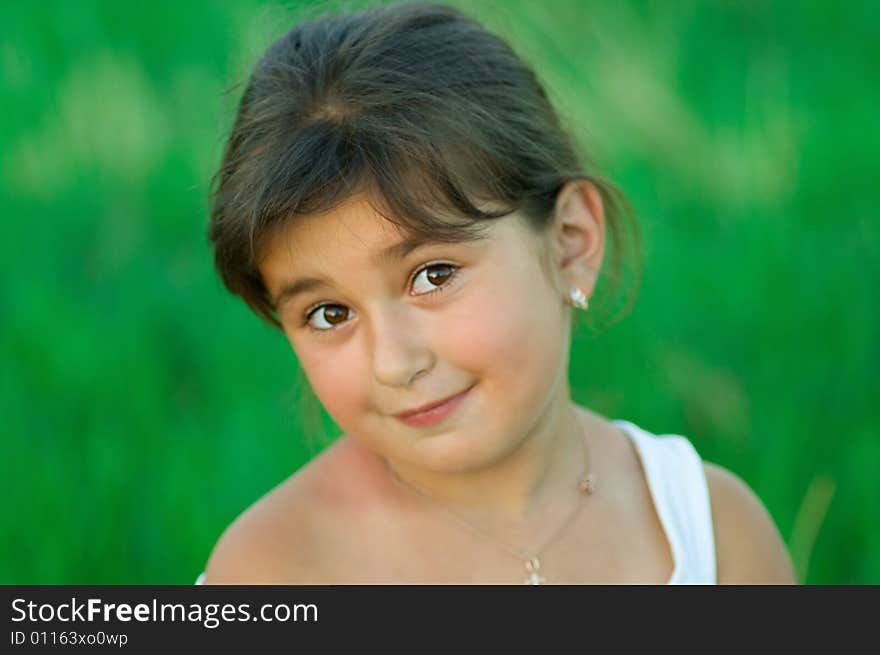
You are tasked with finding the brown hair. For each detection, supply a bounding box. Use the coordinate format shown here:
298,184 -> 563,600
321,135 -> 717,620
209,1 -> 642,334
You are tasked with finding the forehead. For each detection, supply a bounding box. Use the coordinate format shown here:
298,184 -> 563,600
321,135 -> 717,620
260,190 -> 519,268
259,195 -> 427,268
256,193 -> 548,296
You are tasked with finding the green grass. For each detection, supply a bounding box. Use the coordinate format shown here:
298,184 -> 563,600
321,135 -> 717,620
2,0 -> 877,584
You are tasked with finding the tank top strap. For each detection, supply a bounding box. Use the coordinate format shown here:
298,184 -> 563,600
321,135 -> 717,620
612,419 -> 717,584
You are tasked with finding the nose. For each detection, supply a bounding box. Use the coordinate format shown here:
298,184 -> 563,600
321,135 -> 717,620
368,303 -> 435,389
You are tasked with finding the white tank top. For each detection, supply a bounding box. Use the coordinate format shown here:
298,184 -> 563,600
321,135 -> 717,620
195,419 -> 716,585
612,419 -> 717,584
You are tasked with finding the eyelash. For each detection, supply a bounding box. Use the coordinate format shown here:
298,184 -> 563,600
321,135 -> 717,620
300,261 -> 461,333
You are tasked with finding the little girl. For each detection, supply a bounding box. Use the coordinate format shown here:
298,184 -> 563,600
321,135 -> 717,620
198,1 -> 796,584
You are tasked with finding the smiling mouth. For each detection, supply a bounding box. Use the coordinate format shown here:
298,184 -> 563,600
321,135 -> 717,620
393,384 -> 475,419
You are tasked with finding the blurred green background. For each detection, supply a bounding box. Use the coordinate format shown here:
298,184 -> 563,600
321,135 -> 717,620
2,0 -> 877,584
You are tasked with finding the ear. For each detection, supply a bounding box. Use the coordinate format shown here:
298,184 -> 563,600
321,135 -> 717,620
550,179 -> 605,301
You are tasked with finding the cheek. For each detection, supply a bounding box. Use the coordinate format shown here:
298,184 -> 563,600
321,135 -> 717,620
440,268 -> 566,395
291,339 -> 368,427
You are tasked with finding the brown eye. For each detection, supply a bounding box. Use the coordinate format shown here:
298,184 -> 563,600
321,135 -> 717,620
307,304 -> 351,330
412,263 -> 457,294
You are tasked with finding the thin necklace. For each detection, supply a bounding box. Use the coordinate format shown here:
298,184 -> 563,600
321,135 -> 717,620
386,426 -> 596,585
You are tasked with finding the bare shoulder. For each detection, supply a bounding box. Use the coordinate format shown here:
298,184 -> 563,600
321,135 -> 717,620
201,468 -> 321,584
703,461 -> 798,584
202,437 -> 381,584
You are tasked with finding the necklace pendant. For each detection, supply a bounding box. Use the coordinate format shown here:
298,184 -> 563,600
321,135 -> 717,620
523,557 -> 546,585
578,473 -> 596,494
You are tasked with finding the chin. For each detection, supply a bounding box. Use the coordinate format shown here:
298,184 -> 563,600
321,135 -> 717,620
404,426 -> 512,474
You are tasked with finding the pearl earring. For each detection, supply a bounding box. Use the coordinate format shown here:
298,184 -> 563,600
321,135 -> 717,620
568,286 -> 589,310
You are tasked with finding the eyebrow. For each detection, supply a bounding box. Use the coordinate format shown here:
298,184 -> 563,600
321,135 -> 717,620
271,233 -> 440,309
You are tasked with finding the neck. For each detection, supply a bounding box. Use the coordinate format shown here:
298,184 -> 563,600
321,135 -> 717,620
382,389 -> 591,528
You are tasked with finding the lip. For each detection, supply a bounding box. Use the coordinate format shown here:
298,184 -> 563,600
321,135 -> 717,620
394,384 -> 475,427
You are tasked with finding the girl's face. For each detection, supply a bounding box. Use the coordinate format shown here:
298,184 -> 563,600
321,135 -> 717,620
259,194 -> 574,474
